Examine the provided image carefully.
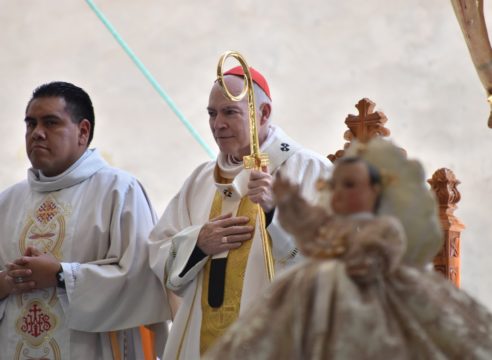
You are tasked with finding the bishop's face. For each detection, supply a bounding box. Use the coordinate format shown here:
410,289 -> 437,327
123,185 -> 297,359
207,75 -> 271,161
330,161 -> 380,215
207,76 -> 252,160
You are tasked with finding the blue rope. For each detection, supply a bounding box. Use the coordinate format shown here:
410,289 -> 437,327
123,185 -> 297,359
85,0 -> 216,159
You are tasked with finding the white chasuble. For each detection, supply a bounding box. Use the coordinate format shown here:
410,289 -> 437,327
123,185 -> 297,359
0,149 -> 170,360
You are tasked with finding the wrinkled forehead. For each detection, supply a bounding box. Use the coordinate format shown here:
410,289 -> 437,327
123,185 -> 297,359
26,96 -> 68,116
209,75 -> 248,105
212,75 -> 246,96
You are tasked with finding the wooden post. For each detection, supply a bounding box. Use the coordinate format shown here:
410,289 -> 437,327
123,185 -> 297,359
428,168 -> 465,287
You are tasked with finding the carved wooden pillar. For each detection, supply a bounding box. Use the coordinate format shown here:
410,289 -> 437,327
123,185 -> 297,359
328,98 -> 390,163
428,168 -> 465,287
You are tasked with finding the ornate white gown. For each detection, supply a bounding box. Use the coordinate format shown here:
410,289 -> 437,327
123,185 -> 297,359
205,139 -> 492,360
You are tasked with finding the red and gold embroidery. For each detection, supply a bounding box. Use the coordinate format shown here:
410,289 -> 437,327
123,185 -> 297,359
13,194 -> 69,358
35,198 -> 59,225
19,195 -> 70,260
16,300 -> 58,347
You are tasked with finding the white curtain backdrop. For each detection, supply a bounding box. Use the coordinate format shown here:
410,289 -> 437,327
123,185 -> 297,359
0,0 -> 491,308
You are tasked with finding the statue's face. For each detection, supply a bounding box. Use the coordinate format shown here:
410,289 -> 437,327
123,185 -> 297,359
330,161 -> 380,215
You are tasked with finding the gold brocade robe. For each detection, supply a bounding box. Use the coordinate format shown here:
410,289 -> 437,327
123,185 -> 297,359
199,191 -> 259,353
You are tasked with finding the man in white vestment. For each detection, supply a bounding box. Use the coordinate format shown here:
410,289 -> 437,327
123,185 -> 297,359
148,66 -> 331,359
0,82 -> 170,359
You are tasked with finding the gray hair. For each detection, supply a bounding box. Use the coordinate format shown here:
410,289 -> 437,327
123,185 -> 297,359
253,82 -> 273,122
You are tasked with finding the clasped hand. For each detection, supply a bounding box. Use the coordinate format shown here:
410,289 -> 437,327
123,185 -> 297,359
4,246 -> 60,294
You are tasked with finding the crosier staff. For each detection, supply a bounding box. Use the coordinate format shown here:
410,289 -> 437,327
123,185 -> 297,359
216,50 -> 275,281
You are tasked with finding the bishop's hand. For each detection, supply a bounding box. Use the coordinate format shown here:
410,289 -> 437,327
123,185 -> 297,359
247,167 -> 275,213
197,213 -> 254,255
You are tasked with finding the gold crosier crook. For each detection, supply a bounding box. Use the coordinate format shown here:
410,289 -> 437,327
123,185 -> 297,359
216,50 -> 275,281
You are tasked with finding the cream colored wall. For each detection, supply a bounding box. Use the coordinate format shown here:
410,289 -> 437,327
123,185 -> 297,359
1,0 -> 491,308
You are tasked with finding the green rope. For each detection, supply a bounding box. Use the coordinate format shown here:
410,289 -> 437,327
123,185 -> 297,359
85,0 -> 216,159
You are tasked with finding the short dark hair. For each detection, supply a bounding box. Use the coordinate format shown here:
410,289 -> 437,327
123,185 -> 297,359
28,81 -> 95,144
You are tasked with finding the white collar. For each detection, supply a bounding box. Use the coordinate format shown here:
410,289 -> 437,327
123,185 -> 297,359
214,125 -> 300,201
28,149 -> 107,193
